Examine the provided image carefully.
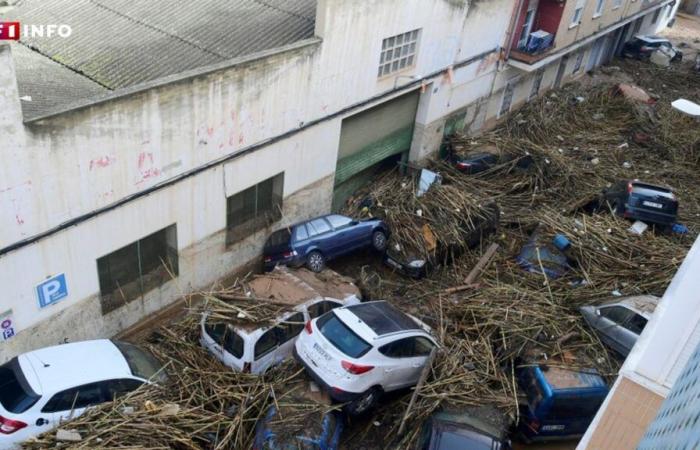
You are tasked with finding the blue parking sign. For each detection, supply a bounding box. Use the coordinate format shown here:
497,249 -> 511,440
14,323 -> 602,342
37,274 -> 68,308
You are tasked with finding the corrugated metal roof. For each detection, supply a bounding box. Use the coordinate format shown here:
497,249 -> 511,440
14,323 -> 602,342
4,0 -> 316,119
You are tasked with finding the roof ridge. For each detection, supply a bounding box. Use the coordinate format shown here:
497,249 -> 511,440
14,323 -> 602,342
88,0 -> 229,60
249,0 -> 315,23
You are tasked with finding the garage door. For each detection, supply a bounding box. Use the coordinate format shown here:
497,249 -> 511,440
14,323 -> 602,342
332,91 -> 420,210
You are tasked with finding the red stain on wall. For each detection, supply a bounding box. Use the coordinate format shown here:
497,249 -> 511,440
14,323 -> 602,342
89,156 -> 116,171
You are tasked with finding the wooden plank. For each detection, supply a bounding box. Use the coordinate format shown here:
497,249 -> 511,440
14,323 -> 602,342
464,243 -> 500,285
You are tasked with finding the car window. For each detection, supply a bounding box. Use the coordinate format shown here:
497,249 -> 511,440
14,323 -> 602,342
0,358 -> 41,414
294,224 -> 308,241
326,215 -> 353,229
599,306 -> 634,325
622,313 -> 648,335
278,312 -> 305,344
548,394 -> 603,419
308,300 -> 342,319
317,312 -> 372,358
264,229 -> 292,250
104,378 -> 143,401
308,218 -> 332,236
205,322 -> 245,359
42,382 -> 106,413
255,328 -> 279,360
379,337 -> 433,358
114,341 -> 166,383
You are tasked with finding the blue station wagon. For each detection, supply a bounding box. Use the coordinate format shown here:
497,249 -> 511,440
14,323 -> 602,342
264,214 -> 389,272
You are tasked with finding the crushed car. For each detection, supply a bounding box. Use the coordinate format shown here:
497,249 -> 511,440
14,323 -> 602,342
516,230 -> 573,279
418,409 -> 512,450
600,180 -> 679,227
263,214 -> 389,272
580,295 -> 659,357
200,267 -> 361,374
295,300 -> 437,415
622,35 -> 683,62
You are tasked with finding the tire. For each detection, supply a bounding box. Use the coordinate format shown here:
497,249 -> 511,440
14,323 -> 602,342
305,251 -> 325,273
345,387 -> 380,416
371,230 -> 388,252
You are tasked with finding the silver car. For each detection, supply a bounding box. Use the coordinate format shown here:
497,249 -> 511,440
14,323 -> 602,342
580,295 -> 660,357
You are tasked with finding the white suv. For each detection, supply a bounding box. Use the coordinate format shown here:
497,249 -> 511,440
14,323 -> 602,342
0,340 -> 165,449
200,267 -> 360,375
295,301 -> 437,415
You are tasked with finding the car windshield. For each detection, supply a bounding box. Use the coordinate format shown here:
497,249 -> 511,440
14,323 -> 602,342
114,341 -> 168,383
265,228 -> 292,249
318,312 -> 372,358
436,429 -> 493,450
0,358 -> 41,414
631,184 -> 675,199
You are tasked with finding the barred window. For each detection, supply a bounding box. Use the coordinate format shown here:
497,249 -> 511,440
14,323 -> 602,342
226,173 -> 284,245
529,70 -> 544,101
97,225 -> 179,315
378,29 -> 420,78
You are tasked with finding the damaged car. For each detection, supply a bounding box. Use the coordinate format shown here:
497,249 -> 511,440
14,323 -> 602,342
601,180 -> 679,227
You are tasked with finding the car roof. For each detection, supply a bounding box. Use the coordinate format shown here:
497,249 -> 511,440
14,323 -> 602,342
17,339 -> 132,395
344,301 -> 421,337
636,35 -> 669,43
537,366 -> 607,391
601,295 -> 660,319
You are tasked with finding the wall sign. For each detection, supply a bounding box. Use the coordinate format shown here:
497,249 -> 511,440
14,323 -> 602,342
0,310 -> 15,341
36,273 -> 68,308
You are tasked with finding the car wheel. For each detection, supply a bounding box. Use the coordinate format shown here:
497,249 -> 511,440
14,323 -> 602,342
372,230 -> 388,252
306,251 -> 325,273
345,387 -> 380,415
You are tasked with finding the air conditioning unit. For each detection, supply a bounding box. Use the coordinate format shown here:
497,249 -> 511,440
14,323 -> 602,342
527,30 -> 554,53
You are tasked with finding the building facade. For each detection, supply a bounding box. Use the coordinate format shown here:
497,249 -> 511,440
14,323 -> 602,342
0,0 -> 678,363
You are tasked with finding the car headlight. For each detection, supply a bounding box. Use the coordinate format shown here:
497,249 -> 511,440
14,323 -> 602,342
408,260 -> 426,268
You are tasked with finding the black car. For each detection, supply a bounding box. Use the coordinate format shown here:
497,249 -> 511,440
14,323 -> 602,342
419,411 -> 511,450
263,214 -> 389,272
453,152 -> 499,174
622,35 -> 683,62
601,180 -> 678,226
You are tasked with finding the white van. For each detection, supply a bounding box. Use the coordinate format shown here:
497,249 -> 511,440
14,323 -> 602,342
200,267 -> 361,374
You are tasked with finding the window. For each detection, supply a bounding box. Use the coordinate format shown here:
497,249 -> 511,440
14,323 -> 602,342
254,328 -> 278,360
226,173 -> 284,245
518,7 -> 537,49
612,0 -> 622,8
652,9 -> 661,23
97,225 -> 179,315
499,80 -> 516,118
379,337 -> 434,358
308,300 -> 341,319
114,342 -> 166,383
599,305 -> 634,324
571,0 -> 586,26
593,0 -> 605,17
278,312 -> 305,344
0,358 -> 40,414
104,379 -> 143,401
42,382 -> 106,413
308,218 -> 332,236
294,225 -> 308,242
622,313 -> 648,334
573,50 -> 585,73
632,18 -> 643,35
548,395 -> 603,419
529,69 -> 544,101
326,215 -> 353,230
317,312 -> 372,358
378,29 -> 420,77
204,323 -> 245,358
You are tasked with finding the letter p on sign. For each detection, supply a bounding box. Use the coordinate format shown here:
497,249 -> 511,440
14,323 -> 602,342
37,274 -> 68,308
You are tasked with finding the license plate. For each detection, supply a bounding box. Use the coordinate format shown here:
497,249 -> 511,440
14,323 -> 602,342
313,343 -> 331,361
643,201 -> 663,209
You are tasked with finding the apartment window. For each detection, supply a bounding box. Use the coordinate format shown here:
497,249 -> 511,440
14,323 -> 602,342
226,173 -> 284,245
612,0 -> 622,8
97,225 -> 179,315
573,50 -> 585,73
518,6 -> 537,49
571,0 -> 586,26
378,29 -> 420,77
632,18 -> 643,34
529,69 -> 544,101
499,80 -> 516,117
593,0 -> 605,17
652,8 -> 661,23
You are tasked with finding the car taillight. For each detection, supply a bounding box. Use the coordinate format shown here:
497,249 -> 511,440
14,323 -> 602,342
640,45 -> 654,52
242,362 -> 251,373
264,256 -> 272,263
527,417 -> 541,432
627,182 -> 634,194
305,320 -> 313,334
456,162 -> 471,169
282,251 -> 296,258
341,360 -> 374,375
0,416 -> 27,434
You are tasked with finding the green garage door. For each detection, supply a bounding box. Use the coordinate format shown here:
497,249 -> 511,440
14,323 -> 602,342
332,91 -> 420,210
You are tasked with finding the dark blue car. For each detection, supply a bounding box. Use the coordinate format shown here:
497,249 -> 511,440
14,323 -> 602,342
517,365 -> 609,442
263,214 -> 389,272
253,405 -> 344,450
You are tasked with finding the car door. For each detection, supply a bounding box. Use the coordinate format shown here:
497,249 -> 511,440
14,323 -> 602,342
326,214 -> 362,253
379,336 -> 435,390
595,306 -> 635,355
276,311 -> 305,363
307,218 -> 335,257
41,381 -> 108,425
251,327 -> 280,374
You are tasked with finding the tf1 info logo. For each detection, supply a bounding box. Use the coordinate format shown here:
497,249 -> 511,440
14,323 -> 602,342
0,22 -> 73,40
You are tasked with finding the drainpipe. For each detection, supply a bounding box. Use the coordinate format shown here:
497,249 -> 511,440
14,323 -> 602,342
504,0 -> 528,62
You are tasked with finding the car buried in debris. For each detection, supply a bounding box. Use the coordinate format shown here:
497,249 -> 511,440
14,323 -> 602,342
0,340 -> 166,449
419,410 -> 512,450
263,214 -> 389,273
294,301 -> 437,415
580,295 -> 659,358
200,267 -> 361,375
622,35 -> 683,62
601,180 -> 678,227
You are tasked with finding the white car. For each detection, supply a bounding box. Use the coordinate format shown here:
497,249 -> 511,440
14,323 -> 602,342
295,300 -> 438,415
0,339 -> 165,449
200,267 -> 361,375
